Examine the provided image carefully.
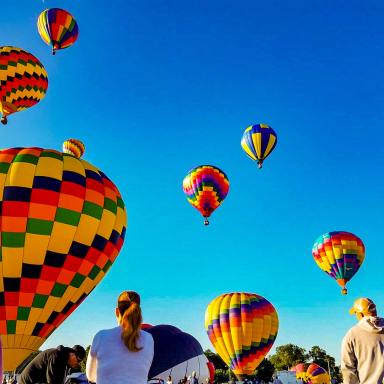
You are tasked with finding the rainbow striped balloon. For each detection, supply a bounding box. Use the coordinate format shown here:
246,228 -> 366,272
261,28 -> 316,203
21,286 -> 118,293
0,47 -> 48,125
312,231 -> 365,295
307,363 -> 330,384
241,124 -> 277,169
182,165 -> 229,225
205,293 -> 279,378
37,8 -> 79,55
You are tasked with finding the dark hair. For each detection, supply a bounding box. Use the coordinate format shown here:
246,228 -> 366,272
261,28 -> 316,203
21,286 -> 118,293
71,345 -> 86,361
118,291 -> 143,352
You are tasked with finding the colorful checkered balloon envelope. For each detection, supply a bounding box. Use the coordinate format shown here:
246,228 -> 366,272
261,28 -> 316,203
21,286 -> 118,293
312,231 -> 365,295
37,8 -> 79,55
182,165 -> 229,225
0,140 -> 127,370
205,292 -> 279,378
0,46 -> 48,125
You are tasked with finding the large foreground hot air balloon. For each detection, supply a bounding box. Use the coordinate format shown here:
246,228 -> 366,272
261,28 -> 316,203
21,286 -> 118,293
312,231 -> 365,295
241,124 -> 277,169
144,325 -> 211,383
205,292 -> 279,379
182,165 -> 229,225
0,47 -> 48,125
0,140 -> 127,371
37,8 -> 79,55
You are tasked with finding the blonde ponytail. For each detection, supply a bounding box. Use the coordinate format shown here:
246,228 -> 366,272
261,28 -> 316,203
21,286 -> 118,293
118,291 -> 143,352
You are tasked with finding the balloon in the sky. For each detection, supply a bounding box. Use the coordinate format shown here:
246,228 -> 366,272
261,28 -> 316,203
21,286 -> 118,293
0,46 -> 48,125
182,165 -> 229,225
144,325 -> 211,383
37,8 -> 79,55
0,140 -> 127,371
306,363 -> 330,384
63,139 -> 85,158
312,231 -> 365,295
205,292 -> 279,379
241,124 -> 277,169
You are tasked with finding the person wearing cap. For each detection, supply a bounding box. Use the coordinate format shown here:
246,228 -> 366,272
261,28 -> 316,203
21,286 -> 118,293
341,297 -> 384,384
19,344 -> 86,384
86,290 -> 154,384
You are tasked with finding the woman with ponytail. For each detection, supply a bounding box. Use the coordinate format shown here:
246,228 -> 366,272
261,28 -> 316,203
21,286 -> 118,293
86,291 -> 154,384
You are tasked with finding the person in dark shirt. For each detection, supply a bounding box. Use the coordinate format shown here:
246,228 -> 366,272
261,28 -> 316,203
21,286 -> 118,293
19,345 -> 86,384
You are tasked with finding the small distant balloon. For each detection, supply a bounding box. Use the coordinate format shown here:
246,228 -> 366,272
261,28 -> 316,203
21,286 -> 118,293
241,123 -> 277,168
37,8 -> 79,55
182,165 -> 229,225
312,231 -> 365,295
63,139 -> 85,158
0,46 -> 48,124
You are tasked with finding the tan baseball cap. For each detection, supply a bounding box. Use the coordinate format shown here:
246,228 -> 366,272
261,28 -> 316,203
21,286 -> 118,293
349,298 -> 376,315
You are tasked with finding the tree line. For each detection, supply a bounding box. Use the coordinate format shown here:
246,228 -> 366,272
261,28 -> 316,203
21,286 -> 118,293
204,344 -> 342,383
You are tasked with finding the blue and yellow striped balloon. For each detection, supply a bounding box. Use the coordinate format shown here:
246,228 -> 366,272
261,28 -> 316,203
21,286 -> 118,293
241,124 -> 277,169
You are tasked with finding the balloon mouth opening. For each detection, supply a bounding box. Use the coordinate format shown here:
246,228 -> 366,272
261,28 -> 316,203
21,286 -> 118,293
1,116 -> 7,125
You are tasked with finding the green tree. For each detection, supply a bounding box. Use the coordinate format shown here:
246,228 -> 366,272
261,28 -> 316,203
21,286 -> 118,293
80,345 -> 91,373
307,346 -> 342,383
269,344 -> 307,370
254,358 -> 275,383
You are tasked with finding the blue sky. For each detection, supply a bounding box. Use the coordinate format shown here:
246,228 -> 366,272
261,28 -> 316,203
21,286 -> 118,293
2,0 -> 384,364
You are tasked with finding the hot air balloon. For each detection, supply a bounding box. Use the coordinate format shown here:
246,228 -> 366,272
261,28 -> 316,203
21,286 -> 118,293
207,361 -> 215,383
241,124 -> 277,169
312,231 -> 365,295
37,8 -> 79,55
0,139 -> 127,371
294,363 -> 330,384
144,325 -> 211,384
0,46 -> 48,125
182,165 -> 229,225
307,363 -> 330,384
205,292 -> 279,379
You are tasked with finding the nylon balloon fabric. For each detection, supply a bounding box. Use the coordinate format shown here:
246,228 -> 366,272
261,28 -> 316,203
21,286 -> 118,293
205,292 -> 279,377
37,8 -> 79,54
0,146 -> 127,370
240,124 -> 277,168
0,47 -> 48,124
182,165 -> 229,225
312,231 -> 365,294
306,363 -> 330,384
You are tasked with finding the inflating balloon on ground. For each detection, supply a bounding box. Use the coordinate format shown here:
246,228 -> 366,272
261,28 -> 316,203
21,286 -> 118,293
0,139 -> 127,370
312,231 -> 365,295
294,363 -> 330,384
205,292 -> 279,380
0,46 -> 48,125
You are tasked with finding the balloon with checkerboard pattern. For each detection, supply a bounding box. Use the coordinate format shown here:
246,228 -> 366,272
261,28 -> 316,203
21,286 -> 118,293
0,140 -> 127,370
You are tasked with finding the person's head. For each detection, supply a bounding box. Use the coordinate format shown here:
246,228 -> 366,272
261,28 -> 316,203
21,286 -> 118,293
349,297 -> 377,320
116,290 -> 143,352
67,345 -> 86,368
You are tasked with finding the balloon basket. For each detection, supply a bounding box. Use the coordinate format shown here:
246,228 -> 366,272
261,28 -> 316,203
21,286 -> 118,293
257,161 -> 263,169
341,288 -> 347,295
1,116 -> 8,125
204,218 -> 209,226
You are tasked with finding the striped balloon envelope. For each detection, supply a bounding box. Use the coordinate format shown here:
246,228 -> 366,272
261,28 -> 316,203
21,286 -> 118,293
294,363 -> 310,382
205,293 -> 279,378
0,140 -> 127,370
241,124 -> 277,169
306,363 -> 330,384
0,46 -> 48,125
182,165 -> 229,225
37,8 -> 79,55
312,231 -> 365,295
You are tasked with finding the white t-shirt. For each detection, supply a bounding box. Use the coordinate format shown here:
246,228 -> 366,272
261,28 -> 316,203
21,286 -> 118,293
86,326 -> 154,384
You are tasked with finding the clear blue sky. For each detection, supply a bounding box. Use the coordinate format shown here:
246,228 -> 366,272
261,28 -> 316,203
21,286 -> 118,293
2,0 -> 384,365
